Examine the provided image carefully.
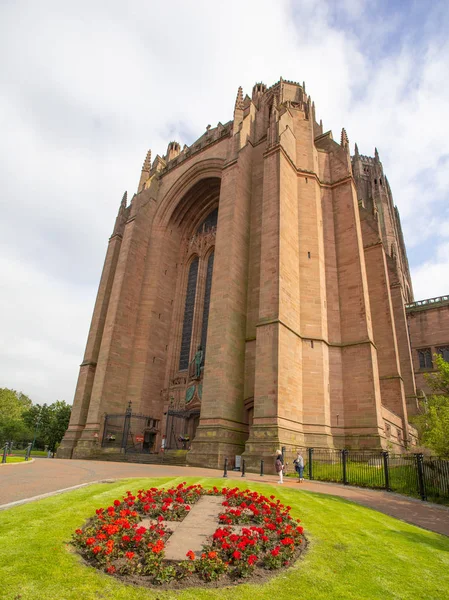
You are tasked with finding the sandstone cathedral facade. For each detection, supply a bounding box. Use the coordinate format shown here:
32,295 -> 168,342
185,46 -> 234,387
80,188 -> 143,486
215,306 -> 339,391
59,78 -> 425,469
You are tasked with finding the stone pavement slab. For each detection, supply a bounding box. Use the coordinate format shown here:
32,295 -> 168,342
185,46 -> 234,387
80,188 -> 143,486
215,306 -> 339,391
164,496 -> 223,561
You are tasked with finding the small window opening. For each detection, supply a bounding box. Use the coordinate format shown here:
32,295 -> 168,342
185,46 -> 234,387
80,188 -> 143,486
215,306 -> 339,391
418,348 -> 432,369
437,345 -> 449,362
308,252 -> 311,259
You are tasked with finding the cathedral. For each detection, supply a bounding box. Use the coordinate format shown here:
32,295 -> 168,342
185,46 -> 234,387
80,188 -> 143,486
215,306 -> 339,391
58,78 -> 448,469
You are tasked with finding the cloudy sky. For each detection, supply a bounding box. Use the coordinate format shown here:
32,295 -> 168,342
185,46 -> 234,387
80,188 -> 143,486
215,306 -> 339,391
1,0 -> 449,405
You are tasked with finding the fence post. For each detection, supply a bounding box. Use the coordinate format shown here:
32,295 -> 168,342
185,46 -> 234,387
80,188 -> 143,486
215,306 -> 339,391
342,449 -> 348,485
25,443 -> 32,461
223,458 -> 228,478
382,451 -> 390,491
308,448 -> 314,480
260,459 -> 264,477
2,442 -> 8,464
415,453 -> 427,501
122,402 -> 132,453
241,459 -> 246,477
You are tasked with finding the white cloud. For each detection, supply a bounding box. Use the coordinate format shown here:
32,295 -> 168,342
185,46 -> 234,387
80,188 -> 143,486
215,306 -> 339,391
0,0 -> 448,403
411,242 -> 449,301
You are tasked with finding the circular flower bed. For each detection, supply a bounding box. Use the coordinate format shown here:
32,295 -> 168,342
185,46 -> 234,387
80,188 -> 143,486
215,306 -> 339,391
72,483 -> 306,587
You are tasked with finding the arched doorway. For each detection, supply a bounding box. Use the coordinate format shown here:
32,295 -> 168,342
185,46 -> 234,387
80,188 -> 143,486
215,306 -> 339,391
161,178 -> 220,448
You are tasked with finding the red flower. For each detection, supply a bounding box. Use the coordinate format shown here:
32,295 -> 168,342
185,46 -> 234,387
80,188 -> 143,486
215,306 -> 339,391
86,537 -> 95,546
271,546 -> 280,557
75,529 -> 83,535
186,550 -> 195,560
248,554 -> 258,565
232,550 -> 241,560
113,500 -> 121,507
152,539 -> 164,554
106,565 -> 116,574
125,551 -> 135,560
93,546 -> 102,554
208,551 -> 217,559
121,535 -> 130,543
281,537 -> 294,546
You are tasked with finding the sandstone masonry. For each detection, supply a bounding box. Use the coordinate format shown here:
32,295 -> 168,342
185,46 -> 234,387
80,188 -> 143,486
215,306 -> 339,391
58,79 -> 427,468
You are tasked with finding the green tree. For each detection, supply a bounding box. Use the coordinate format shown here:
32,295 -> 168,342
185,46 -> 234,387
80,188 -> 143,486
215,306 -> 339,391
46,401 -> 71,452
23,401 -> 71,452
414,355 -> 449,458
0,388 -> 33,445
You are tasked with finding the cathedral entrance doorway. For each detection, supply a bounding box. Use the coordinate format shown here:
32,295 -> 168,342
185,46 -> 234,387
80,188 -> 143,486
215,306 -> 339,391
165,407 -> 201,450
160,178 -> 220,450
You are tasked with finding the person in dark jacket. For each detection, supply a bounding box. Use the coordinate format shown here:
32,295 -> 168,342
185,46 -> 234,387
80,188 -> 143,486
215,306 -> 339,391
293,451 -> 304,482
275,449 -> 284,484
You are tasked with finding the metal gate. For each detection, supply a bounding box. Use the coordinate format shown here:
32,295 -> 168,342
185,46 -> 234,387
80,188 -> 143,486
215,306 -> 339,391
102,405 -> 160,453
165,408 -> 200,450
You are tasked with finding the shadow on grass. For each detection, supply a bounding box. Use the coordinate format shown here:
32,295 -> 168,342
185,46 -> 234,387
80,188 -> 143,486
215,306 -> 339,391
385,529 -> 449,553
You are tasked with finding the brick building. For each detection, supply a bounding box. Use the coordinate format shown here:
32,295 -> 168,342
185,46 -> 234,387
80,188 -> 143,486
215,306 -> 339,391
59,79 -> 429,468
406,296 -> 449,396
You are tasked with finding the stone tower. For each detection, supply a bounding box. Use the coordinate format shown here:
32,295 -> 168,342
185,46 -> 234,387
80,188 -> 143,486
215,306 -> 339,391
58,79 -> 418,468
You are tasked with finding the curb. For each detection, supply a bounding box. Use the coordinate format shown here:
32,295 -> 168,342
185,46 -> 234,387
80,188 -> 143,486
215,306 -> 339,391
0,479 -> 116,512
0,458 -> 35,467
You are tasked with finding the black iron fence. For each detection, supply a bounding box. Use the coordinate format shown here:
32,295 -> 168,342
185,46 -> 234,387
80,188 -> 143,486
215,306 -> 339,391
289,448 -> 449,504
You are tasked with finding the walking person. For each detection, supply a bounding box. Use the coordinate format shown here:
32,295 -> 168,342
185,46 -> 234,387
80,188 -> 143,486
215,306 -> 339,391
275,449 -> 284,484
293,451 -> 305,482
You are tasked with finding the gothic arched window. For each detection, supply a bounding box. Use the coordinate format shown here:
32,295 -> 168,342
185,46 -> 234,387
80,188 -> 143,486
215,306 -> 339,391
200,251 -> 215,361
179,257 -> 199,370
196,207 -> 218,233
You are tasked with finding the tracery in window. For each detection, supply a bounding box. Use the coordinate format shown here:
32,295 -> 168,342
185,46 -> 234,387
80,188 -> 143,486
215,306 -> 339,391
437,345 -> 449,362
200,252 -> 215,361
418,348 -> 432,369
196,207 -> 218,233
179,257 -> 199,370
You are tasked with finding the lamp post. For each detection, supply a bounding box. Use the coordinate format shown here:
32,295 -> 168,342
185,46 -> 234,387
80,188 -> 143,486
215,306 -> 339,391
31,415 -> 41,451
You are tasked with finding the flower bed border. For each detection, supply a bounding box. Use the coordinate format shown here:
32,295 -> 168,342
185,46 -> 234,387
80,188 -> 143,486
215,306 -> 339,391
72,483 -> 307,589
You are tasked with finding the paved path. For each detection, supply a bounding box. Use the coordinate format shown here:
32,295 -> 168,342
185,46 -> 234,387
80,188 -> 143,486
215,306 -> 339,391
1,459 -> 448,537
163,496 -> 223,560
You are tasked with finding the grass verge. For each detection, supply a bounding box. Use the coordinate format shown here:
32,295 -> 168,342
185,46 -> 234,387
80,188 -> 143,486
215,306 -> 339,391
2,456 -> 26,463
10,448 -> 48,456
0,476 -> 448,600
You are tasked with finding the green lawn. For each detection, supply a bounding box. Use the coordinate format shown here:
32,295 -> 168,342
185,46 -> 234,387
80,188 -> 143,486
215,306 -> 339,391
10,448 -> 48,457
0,477 -> 448,600
2,456 -> 26,463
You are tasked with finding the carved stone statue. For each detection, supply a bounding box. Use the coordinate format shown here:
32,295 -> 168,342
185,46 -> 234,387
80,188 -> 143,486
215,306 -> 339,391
191,345 -> 204,379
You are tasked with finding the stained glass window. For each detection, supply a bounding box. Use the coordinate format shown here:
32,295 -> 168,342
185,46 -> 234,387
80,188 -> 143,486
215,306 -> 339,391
179,257 -> 199,370
196,208 -> 218,233
200,252 -> 215,361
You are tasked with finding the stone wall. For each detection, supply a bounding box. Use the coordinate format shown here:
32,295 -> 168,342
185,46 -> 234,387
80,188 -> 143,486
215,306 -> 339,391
58,79 -> 419,466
